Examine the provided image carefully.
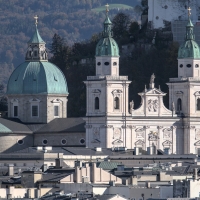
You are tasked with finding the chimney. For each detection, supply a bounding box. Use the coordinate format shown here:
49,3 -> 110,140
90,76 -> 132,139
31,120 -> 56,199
8,164 -> 14,176
55,158 -> 63,169
131,176 -> 138,186
193,168 -> 198,180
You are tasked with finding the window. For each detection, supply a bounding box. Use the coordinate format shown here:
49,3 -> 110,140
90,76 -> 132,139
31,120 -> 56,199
61,139 -> 67,145
29,51 -> 32,57
43,139 -> 48,145
95,97 -> 99,110
32,105 -> 38,117
54,106 -> 59,116
179,64 -> 183,68
195,64 -> 199,68
164,148 -> 170,155
34,51 -> 37,57
114,97 -> 119,109
113,62 -> 117,66
97,62 -> 101,66
104,62 -> 109,66
80,138 -> 85,144
187,64 -> 191,68
17,140 -> 24,145
177,98 -> 182,112
14,106 -> 18,117
197,99 -> 200,111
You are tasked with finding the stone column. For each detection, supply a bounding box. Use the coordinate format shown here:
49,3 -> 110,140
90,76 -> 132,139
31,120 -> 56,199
157,126 -> 163,150
144,126 -> 150,151
172,126 -> 177,154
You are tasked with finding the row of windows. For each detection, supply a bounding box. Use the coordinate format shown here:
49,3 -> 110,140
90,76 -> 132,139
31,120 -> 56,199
16,138 -> 86,145
179,64 -> 199,68
97,62 -> 117,66
13,105 -> 59,117
94,97 -> 120,110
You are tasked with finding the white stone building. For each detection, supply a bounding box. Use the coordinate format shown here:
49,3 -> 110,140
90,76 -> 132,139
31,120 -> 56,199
84,10 -> 200,155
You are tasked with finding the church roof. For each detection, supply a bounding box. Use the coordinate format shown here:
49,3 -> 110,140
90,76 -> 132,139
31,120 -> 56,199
178,15 -> 200,59
95,12 -> 119,57
7,61 -> 68,95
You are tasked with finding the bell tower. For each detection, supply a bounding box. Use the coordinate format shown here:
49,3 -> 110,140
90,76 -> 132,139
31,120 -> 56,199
167,7 -> 200,154
84,4 -> 131,148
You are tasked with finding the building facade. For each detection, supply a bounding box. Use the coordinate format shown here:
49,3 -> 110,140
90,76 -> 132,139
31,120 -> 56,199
84,11 -> 200,155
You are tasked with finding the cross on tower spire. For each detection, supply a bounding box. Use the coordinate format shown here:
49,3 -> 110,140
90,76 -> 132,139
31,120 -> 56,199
34,15 -> 38,25
188,7 -> 191,18
105,3 -> 109,15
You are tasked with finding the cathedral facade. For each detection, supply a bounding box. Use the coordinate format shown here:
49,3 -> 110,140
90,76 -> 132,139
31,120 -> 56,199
0,10 -> 200,155
84,10 -> 200,155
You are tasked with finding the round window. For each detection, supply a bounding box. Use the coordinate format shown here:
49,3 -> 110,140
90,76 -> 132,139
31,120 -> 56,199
104,62 -> 109,66
97,62 -> 101,66
113,62 -> 117,66
195,64 -> 199,68
80,138 -> 85,144
179,64 -> 183,68
43,139 -> 48,145
61,139 -> 67,145
17,140 -> 24,145
187,64 -> 191,68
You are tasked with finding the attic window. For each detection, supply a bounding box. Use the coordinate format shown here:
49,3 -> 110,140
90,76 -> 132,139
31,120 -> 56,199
104,62 -> 109,66
195,64 -> 199,68
179,64 -> 183,68
97,62 -> 101,66
187,64 -> 191,68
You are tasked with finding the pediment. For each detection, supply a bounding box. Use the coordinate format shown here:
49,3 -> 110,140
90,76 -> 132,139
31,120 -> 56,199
194,140 -> 200,146
51,98 -> 63,103
135,139 -> 144,145
92,89 -> 101,93
162,140 -> 172,146
91,139 -> 101,143
194,91 -> 200,96
145,88 -> 165,95
112,89 -> 122,94
112,139 -> 123,144
29,98 -> 40,103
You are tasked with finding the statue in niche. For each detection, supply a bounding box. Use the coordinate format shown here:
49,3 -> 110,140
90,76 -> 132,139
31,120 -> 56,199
149,131 -> 158,141
163,129 -> 171,138
113,128 -> 121,139
148,99 -> 158,112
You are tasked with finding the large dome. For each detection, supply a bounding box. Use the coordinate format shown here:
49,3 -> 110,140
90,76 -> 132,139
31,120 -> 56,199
96,37 -> 119,57
7,61 -> 68,94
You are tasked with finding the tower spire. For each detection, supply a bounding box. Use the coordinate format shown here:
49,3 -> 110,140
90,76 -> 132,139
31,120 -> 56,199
102,3 -> 112,38
34,15 -> 38,26
185,6 -> 194,41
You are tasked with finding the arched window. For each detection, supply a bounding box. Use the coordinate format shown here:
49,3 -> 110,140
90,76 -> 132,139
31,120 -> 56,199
197,98 -> 200,111
114,97 -> 119,109
95,97 -> 99,110
177,98 -> 182,112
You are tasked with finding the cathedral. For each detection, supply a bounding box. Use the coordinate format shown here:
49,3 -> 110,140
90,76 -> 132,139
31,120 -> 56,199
1,8 -> 200,155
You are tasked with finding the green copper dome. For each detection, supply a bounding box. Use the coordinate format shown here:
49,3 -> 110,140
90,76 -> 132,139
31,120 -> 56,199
178,19 -> 200,59
96,15 -> 119,57
7,61 -> 68,94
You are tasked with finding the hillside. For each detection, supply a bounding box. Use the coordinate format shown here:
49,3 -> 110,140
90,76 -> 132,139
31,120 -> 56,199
0,0 -> 142,86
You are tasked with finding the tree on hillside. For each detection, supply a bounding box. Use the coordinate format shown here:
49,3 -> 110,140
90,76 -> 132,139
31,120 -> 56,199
112,12 -> 131,40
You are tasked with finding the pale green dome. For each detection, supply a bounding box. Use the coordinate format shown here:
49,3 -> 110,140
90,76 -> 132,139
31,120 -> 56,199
7,61 -> 68,94
7,22 -> 68,95
178,19 -> 200,59
96,15 -> 119,57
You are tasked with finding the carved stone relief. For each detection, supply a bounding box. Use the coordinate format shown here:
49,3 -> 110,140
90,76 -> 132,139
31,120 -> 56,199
113,128 -> 121,139
196,129 -> 200,140
162,140 -> 172,147
148,99 -> 159,112
163,128 -> 172,139
135,128 -> 144,138
135,139 -> 144,147
148,131 -> 158,141
93,128 -> 100,140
